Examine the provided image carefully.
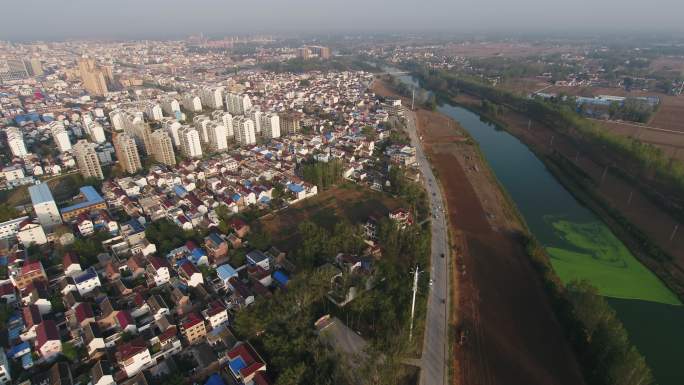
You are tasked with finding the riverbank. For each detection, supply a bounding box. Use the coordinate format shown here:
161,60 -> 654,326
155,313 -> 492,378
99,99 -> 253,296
374,78 -> 586,385
439,93 -> 682,385
452,93 -> 684,303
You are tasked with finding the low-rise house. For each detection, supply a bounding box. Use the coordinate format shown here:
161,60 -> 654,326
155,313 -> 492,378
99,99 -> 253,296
21,280 -> 52,315
91,360 -> 116,385
83,323 -> 106,359
74,267 -> 101,295
16,220 -> 48,247
181,313 -> 207,345
35,320 -> 61,360
204,233 -> 228,260
179,261 -> 204,287
216,264 -> 238,288
246,250 -> 270,271
146,256 -> 171,286
229,218 -> 250,238
116,339 -> 152,378
226,342 -> 267,385
11,261 -> 47,290
202,300 -> 228,330
63,252 -> 82,277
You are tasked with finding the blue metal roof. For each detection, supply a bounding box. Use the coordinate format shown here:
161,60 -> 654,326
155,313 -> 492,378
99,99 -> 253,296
74,267 -> 98,284
8,342 -> 31,358
126,219 -> 145,233
228,357 -> 246,376
205,374 -> 225,385
287,183 -> 304,193
174,185 -> 188,197
273,271 -> 289,286
216,264 -> 237,281
207,232 -> 223,245
61,186 -> 104,214
21,353 -> 33,369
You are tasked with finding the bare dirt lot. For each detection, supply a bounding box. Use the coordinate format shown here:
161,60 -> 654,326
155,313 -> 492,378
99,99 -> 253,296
442,42 -> 579,58
650,95 -> 684,133
375,80 -> 586,385
599,120 -> 684,161
258,184 -> 404,251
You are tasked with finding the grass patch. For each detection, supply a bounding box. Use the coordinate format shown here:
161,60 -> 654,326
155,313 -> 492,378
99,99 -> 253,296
547,219 -> 681,305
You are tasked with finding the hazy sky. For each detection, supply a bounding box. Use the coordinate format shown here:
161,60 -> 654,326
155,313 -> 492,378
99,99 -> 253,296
2,0 -> 683,40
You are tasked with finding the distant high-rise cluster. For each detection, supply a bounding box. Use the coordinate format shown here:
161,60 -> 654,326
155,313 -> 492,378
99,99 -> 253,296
297,45 -> 331,60
0,58 -> 29,82
78,57 -> 110,96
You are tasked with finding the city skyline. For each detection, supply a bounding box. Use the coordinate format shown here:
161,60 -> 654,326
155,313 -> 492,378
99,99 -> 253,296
2,0 -> 684,41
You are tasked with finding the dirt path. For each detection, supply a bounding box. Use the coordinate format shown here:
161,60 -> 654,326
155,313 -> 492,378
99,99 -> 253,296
374,79 -> 586,385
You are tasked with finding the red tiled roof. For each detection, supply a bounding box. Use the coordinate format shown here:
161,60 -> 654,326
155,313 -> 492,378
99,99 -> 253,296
36,319 -> 60,349
227,343 -> 265,379
158,326 -> 178,343
75,302 -> 94,323
179,261 -> 199,277
23,304 -> 42,328
116,310 -> 134,329
182,312 -> 204,330
116,339 -> 147,361
63,252 -> 80,268
148,256 -> 170,270
21,261 -> 43,275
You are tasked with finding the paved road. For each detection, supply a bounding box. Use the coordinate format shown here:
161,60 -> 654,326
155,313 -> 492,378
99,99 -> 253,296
403,107 -> 451,385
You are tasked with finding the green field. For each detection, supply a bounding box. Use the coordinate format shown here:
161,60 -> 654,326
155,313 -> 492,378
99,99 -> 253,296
547,219 -> 681,305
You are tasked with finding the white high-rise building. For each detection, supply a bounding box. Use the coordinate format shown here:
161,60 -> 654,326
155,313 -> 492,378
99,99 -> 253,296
179,126 -> 203,158
109,109 -> 126,131
248,108 -> 263,135
200,87 -> 223,110
162,118 -> 182,146
193,115 -> 211,143
161,99 -> 180,116
49,121 -> 72,153
206,122 -> 228,152
145,103 -> 163,121
260,113 -> 281,139
226,93 -> 252,115
6,127 -> 28,157
28,183 -> 62,229
234,117 -> 256,146
114,133 -> 142,174
212,111 -> 234,138
183,94 -> 202,112
83,118 -> 106,143
73,140 -> 104,179
150,130 -> 176,166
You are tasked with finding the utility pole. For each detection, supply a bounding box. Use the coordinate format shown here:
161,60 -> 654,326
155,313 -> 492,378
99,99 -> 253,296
601,165 -> 609,185
627,191 -> 633,206
670,224 -> 679,242
550,135 -> 555,148
411,87 -> 415,111
409,266 -> 421,341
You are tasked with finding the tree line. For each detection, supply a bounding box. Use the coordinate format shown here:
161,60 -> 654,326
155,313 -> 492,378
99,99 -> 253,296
301,159 -> 344,190
406,63 -> 684,206
524,236 -> 654,385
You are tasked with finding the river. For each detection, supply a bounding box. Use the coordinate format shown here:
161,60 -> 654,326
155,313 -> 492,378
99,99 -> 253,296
390,71 -> 684,385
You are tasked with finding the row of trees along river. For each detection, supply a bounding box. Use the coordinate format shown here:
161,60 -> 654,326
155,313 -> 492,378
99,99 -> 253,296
386,67 -> 684,385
